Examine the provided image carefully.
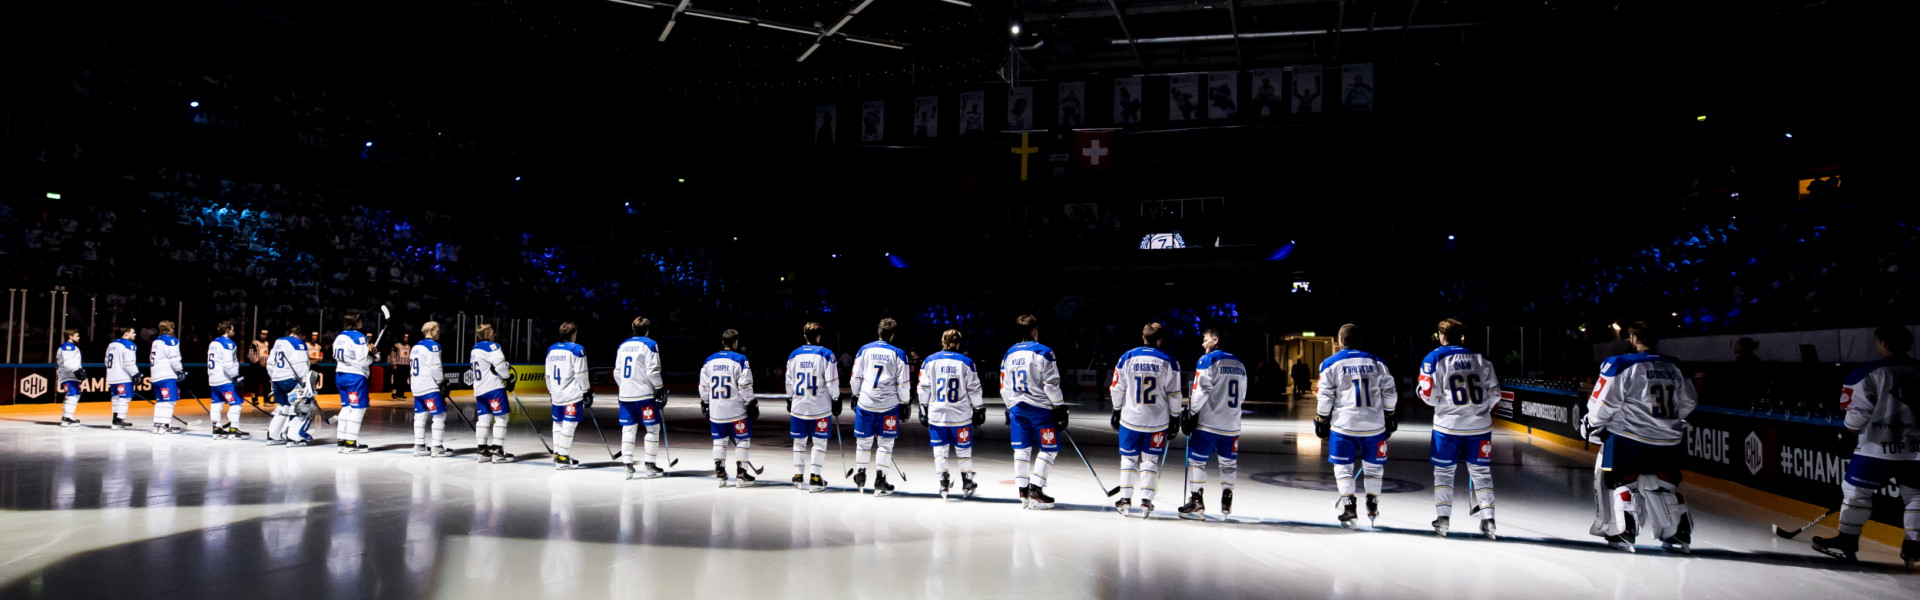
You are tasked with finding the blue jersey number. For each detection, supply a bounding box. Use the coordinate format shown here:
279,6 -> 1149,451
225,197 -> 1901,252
622,356 -> 633,379
710,376 -> 734,400
1352,378 -> 1373,407
1133,376 -> 1159,405
1447,374 -> 1486,405
793,373 -> 817,397
1226,379 -> 1241,408
1649,384 -> 1677,418
935,377 -> 963,402
1012,370 -> 1029,394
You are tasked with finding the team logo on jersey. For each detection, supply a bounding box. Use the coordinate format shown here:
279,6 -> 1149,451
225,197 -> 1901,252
159,388 -> 171,400
642,407 -> 655,420
347,392 -> 359,403
426,399 -> 437,411
734,420 -> 749,434
1376,441 -> 1389,458
490,399 -> 502,411
1151,432 -> 1166,448
1591,379 -> 1607,399
957,427 -> 971,443
565,404 -> 578,416
1840,387 -> 1854,409
815,419 -> 830,433
221,392 -> 234,402
1232,438 -> 1240,453
1478,440 -> 1492,458
883,415 -> 898,431
114,384 -> 128,397
1040,428 -> 1056,444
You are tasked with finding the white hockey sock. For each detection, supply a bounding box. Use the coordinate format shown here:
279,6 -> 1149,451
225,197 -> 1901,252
226,403 -> 245,427
112,397 -> 128,419
1119,454 -> 1141,500
343,407 -> 366,441
1220,456 -> 1237,490
1013,447 -> 1033,489
957,444 -> 973,475
809,442 -> 826,478
476,414 -> 494,446
432,414 -> 447,447
1902,485 -> 1920,541
933,444 -> 950,475
1361,462 -> 1384,496
413,412 -> 429,445
735,439 -> 751,468
63,395 -> 79,419
1468,463 -> 1495,518
553,420 -> 577,455
855,436 -> 874,473
876,436 -> 896,476
1838,479 -> 1874,536
643,424 -> 661,464
793,438 -> 809,475
1434,464 -> 1458,517
713,438 -> 729,462
1333,463 -> 1357,496
492,417 -> 510,447
1033,450 -> 1056,488
1139,454 -> 1162,502
1190,460 -> 1208,489
152,402 -> 173,426
621,423 -> 639,464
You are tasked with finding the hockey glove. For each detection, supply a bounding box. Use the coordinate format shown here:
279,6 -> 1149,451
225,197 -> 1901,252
655,391 -> 668,407
1313,413 -> 1331,439
918,404 -> 930,427
701,399 -> 711,417
1051,404 -> 1070,428
746,400 -> 760,422
76,368 -> 90,381
503,368 -> 519,392
1575,418 -> 1606,443
972,407 -> 987,428
1383,410 -> 1398,436
832,397 -> 843,417
1110,410 -> 1122,431
581,390 -> 595,410
1181,411 -> 1198,436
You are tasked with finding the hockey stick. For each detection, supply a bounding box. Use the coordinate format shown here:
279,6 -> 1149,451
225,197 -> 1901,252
1773,508 -> 1837,539
445,390 -> 478,432
508,392 -> 556,455
1063,429 -> 1122,497
585,403 -> 621,460
136,389 -> 202,428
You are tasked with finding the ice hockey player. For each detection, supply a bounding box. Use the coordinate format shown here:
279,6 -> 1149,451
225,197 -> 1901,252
785,322 -> 840,492
850,318 -> 912,495
700,329 -> 757,488
918,329 -> 986,500
1179,328 -> 1246,521
1811,324 -> 1920,566
547,322 -> 591,470
471,323 -> 516,463
267,325 -> 315,445
105,327 -> 140,430
333,313 -> 373,454
1417,318 -> 1503,539
1109,322 -> 1185,518
410,322 -> 452,457
1003,314 -> 1066,510
208,321 -> 249,439
615,317 -> 666,478
148,321 -> 186,434
57,329 -> 85,427
1577,321 -> 1697,553
1315,323 -> 1398,529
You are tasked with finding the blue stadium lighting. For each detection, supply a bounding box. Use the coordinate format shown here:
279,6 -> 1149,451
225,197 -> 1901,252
189,101 -> 200,108
515,176 -> 522,181
1785,133 -> 1794,138
1448,235 -> 1456,240
364,141 -> 374,147
1266,243 -> 1295,261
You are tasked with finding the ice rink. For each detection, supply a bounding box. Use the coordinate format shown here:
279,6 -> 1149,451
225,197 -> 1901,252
1,395 -> 1915,600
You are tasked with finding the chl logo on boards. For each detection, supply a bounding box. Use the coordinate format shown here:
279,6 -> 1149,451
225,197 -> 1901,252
1744,431 -> 1764,476
19,374 -> 49,399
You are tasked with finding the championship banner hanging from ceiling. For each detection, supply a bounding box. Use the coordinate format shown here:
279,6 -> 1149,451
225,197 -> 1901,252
1250,68 -> 1286,117
1006,86 -> 1034,130
1291,65 -> 1324,115
1010,132 -> 1040,181
914,95 -> 939,139
1341,63 -> 1375,112
1207,72 -> 1238,120
1169,74 -> 1200,121
1073,130 -> 1115,172
1058,81 -> 1086,128
814,105 -> 837,144
1114,76 -> 1143,124
959,91 -> 986,135
861,101 -> 885,142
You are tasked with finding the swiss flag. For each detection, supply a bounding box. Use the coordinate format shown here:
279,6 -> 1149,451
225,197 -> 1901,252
1073,130 -> 1115,171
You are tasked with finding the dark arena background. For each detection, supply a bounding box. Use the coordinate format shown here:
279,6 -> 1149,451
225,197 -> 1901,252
3,1 -> 1917,599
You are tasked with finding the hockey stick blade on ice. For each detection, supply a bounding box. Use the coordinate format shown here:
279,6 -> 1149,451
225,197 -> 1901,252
1773,508 -> 1837,539
508,393 -> 556,455
1063,429 -> 1122,497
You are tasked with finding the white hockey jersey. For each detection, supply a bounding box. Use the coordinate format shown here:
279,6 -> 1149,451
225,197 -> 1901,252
1584,353 -> 1697,447
1190,350 -> 1247,436
851,341 -> 912,412
699,350 -> 754,423
333,330 -> 371,377
1000,341 -> 1064,410
471,341 -> 511,396
409,339 -> 445,396
1316,349 -> 1398,437
57,341 -> 83,384
106,338 -> 140,385
1417,346 -> 1502,436
918,351 -> 984,427
1110,346 -> 1184,433
615,336 -> 664,400
149,334 -> 184,382
267,336 -> 310,383
1840,355 -> 1920,460
207,337 -> 240,387
786,345 -> 839,419
545,342 -> 589,405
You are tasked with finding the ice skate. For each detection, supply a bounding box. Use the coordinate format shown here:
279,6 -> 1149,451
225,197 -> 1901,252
734,465 -> 757,488
715,460 -> 730,488
808,474 -> 827,492
227,428 -> 250,440
1027,486 -> 1054,510
1365,494 -> 1380,527
478,445 -> 497,462
1811,533 -> 1858,562
939,473 -> 952,499
852,469 -> 867,493
961,473 -> 978,499
1138,499 -> 1155,518
554,455 -> 583,470
1178,492 -> 1206,521
792,474 -> 805,489
412,444 -> 430,457
430,445 -> 453,458
1604,534 -> 1636,553
1114,498 -> 1133,516
1480,518 -> 1498,540
491,447 -> 515,463
1432,516 -> 1450,537
60,417 -> 81,428
339,440 -> 368,454
1019,485 -> 1032,509
111,417 -> 132,430
1901,539 -> 1917,569
872,472 -> 894,496
283,437 -> 307,447
1336,496 -> 1359,530
628,463 -> 641,479
1221,489 -> 1234,516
